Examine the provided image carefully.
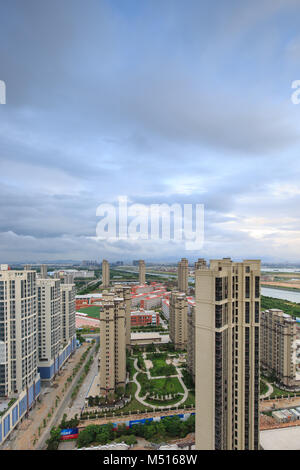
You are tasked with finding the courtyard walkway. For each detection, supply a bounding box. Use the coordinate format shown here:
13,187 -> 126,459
132,357 -> 189,410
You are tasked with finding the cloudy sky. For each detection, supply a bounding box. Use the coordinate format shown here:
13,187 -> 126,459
1,0 -> 300,263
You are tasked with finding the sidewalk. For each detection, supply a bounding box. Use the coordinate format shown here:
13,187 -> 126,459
1,343 -> 90,450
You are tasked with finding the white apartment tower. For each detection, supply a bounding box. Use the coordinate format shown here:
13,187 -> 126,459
0,267 -> 38,396
36,278 -> 61,378
195,258 -> 261,450
60,281 -> 76,347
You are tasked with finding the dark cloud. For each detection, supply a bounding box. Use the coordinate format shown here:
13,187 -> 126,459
0,0 -> 300,261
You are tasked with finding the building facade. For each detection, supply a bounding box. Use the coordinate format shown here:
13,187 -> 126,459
40,264 -> 48,279
138,260 -> 146,285
131,310 -> 160,327
169,291 -> 188,350
178,258 -> 188,294
113,285 -> 132,349
260,309 -> 299,388
101,260 -> 110,288
60,282 -> 76,347
0,265 -> 41,446
99,296 -> 126,397
195,258 -> 261,450
187,305 -> 195,382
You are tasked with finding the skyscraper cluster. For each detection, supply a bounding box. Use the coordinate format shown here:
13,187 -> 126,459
0,264 -> 76,445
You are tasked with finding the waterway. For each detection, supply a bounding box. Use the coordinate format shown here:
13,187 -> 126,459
261,287 -> 300,303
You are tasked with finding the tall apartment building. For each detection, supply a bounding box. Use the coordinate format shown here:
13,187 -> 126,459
36,278 -> 61,380
187,305 -> 195,382
195,258 -> 206,270
60,282 -> 76,347
261,309 -> 299,388
101,259 -> 110,288
40,264 -> 48,279
36,277 -> 76,382
195,258 -> 261,450
0,266 -> 41,446
99,296 -> 126,397
138,260 -> 146,285
113,285 -> 132,349
0,267 -> 39,396
63,273 -> 74,284
178,258 -> 188,293
169,291 -> 188,350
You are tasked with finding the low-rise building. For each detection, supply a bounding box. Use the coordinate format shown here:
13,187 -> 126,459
131,310 -> 160,327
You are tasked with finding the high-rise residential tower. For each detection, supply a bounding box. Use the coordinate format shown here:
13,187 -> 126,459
101,259 -> 110,288
99,296 -> 126,397
0,266 -> 41,445
0,266 -> 39,396
169,291 -> 188,350
36,278 -> 61,381
138,260 -> 146,285
178,258 -> 188,293
195,258 -> 206,270
113,285 -> 132,349
40,264 -> 48,279
261,309 -> 298,388
195,258 -> 261,450
60,281 -> 76,347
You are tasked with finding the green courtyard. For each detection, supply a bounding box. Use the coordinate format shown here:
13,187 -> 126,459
78,306 -> 100,319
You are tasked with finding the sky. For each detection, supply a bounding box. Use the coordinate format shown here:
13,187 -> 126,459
1,0 -> 300,263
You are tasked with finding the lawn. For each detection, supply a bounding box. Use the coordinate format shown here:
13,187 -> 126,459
260,380 -> 269,396
186,391 -> 195,406
126,357 -> 136,381
146,354 -> 177,377
137,373 -> 184,396
78,306 -> 101,319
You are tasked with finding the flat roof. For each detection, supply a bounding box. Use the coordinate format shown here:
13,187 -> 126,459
131,332 -> 161,339
260,426 -> 300,450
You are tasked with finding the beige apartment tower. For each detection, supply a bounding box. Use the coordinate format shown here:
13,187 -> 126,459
99,296 -> 126,397
261,309 -> 298,388
195,258 -> 260,450
101,259 -> 110,288
169,291 -> 188,350
195,258 -> 206,270
113,284 -> 132,349
178,258 -> 188,293
138,260 -> 146,285
40,264 -> 48,279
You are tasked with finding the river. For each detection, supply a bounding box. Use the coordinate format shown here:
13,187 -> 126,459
261,287 -> 300,303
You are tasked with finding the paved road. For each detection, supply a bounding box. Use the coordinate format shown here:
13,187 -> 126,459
260,379 -> 274,399
65,348 -> 99,419
36,345 -> 97,450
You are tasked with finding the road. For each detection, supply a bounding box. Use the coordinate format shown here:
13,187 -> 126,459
36,344 -> 97,450
65,347 -> 99,420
